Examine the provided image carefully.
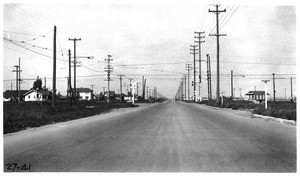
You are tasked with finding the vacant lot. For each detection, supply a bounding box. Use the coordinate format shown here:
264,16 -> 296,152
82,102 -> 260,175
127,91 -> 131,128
3,101 -> 138,134
201,100 -> 296,121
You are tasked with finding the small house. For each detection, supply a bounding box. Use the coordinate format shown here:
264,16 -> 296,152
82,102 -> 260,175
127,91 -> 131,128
24,89 -> 51,101
76,88 -> 93,100
245,91 -> 269,103
3,90 -> 28,102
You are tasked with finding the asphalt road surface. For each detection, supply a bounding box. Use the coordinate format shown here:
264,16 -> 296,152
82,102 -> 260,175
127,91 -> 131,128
4,101 -> 296,172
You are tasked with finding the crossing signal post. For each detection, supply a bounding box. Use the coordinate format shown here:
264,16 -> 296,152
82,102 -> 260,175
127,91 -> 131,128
262,80 -> 270,109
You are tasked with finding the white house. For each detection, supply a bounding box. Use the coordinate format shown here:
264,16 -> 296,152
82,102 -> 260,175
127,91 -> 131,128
76,88 -> 93,100
24,89 -> 51,101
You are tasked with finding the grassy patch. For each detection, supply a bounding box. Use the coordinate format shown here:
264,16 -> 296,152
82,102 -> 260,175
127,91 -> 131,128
3,101 -> 138,134
202,99 -> 296,121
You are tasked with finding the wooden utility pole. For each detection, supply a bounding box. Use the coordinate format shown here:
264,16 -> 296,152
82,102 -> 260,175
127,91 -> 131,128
105,55 -> 113,103
68,49 -> 72,105
186,64 -> 192,101
209,4 -> 226,104
272,73 -> 276,102
184,74 -> 187,101
231,70 -> 233,98
190,44 -> 198,103
12,65 -> 19,99
194,31 -> 205,100
18,57 -> 21,99
118,74 -> 124,101
68,37 -> 81,98
206,54 -> 212,100
290,77 -> 293,101
52,26 -> 57,107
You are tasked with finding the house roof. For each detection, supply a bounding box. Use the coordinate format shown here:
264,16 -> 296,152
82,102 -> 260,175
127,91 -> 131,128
245,91 -> 269,95
23,89 -> 51,96
76,88 -> 93,92
3,90 -> 29,98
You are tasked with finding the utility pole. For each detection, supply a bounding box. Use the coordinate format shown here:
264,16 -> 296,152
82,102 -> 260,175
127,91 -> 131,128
68,49 -> 72,105
118,74 -> 124,101
18,57 -> 21,99
184,74 -> 187,101
190,44 -> 198,103
146,86 -> 149,99
206,54 -> 212,100
12,65 -> 19,101
186,64 -> 192,101
194,31 -> 205,100
231,70 -> 233,98
181,78 -> 184,100
44,77 -> 47,89
68,37 -> 81,98
262,80 -> 270,109
104,55 -> 113,103
209,4 -> 226,104
136,82 -> 139,97
90,84 -> 95,93
272,73 -> 276,102
290,77 -> 293,101
52,26 -> 57,107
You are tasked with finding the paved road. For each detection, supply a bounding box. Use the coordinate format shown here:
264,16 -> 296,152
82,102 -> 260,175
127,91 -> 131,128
4,101 -> 296,172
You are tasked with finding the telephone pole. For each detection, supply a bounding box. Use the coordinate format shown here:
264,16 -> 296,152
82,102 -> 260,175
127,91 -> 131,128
190,44 -> 198,103
184,74 -> 187,101
18,57 -> 21,99
209,4 -> 226,104
68,37 -> 81,98
290,77 -> 293,101
52,26 -> 57,107
186,64 -> 192,101
194,31 -> 205,100
231,70 -> 233,98
206,54 -> 212,100
68,49 -> 72,105
118,74 -> 124,101
12,65 -> 19,100
104,55 -> 113,103
272,73 -> 276,102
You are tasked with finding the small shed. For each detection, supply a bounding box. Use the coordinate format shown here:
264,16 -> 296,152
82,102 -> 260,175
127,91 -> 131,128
245,91 -> 269,103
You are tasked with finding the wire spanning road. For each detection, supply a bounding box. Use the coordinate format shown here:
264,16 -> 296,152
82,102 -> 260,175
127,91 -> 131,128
4,101 -> 296,172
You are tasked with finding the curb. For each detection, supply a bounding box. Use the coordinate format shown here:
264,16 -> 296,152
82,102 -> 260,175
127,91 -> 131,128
251,114 -> 296,126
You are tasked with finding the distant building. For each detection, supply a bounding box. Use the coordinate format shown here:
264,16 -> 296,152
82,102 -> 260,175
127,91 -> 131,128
3,90 -> 28,102
76,88 -> 93,100
24,89 -> 51,101
104,91 -> 116,100
115,93 -> 126,101
245,91 -> 269,103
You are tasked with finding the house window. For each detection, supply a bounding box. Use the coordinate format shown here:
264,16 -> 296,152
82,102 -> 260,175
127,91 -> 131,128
34,95 -> 35,98
85,96 -> 89,99
28,95 -> 30,99
37,94 -> 39,98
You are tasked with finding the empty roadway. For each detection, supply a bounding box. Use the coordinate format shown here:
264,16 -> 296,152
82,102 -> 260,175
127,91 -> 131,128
4,101 -> 296,172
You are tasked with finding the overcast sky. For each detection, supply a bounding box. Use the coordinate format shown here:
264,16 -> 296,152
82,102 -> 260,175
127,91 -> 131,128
2,1 -> 297,99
